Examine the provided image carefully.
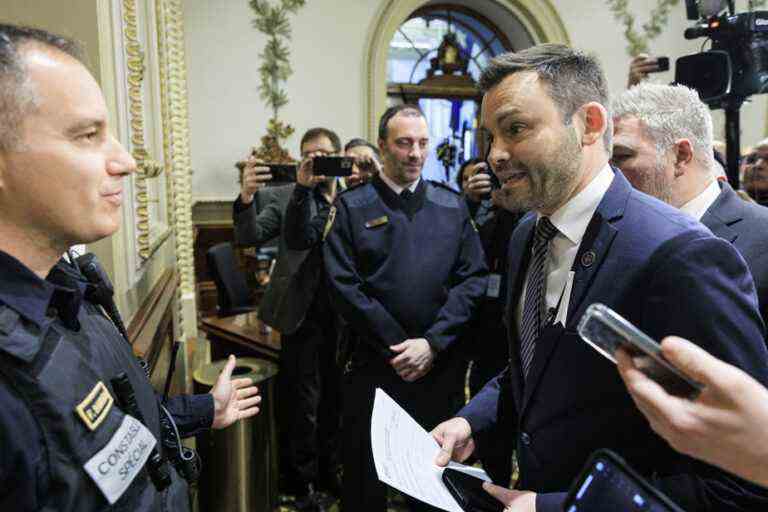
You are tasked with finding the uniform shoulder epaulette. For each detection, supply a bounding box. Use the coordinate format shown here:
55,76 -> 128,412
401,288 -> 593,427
338,181 -> 366,195
425,180 -> 461,208
426,180 -> 461,195
340,182 -> 378,208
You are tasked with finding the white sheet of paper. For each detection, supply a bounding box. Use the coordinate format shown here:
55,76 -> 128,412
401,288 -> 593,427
370,388 -> 491,511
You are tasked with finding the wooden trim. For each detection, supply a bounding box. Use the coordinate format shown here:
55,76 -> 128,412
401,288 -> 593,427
128,269 -> 179,367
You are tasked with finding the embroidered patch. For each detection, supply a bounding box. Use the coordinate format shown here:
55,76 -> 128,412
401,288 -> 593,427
323,206 -> 337,240
84,415 -> 157,505
364,215 -> 389,229
76,381 -> 114,431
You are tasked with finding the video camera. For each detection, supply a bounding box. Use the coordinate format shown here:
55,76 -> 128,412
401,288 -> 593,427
677,1 -> 768,105
673,1 -> 768,186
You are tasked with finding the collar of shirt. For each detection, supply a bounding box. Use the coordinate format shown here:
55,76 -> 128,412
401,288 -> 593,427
679,178 -> 721,221
378,170 -> 420,195
0,250 -> 87,328
544,163 -> 615,246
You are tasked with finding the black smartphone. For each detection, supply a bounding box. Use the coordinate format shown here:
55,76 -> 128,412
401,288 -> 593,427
651,56 -> 670,73
442,468 -> 503,512
564,449 -> 685,512
482,168 -> 501,199
577,303 -> 703,399
265,163 -> 296,185
313,156 -> 354,177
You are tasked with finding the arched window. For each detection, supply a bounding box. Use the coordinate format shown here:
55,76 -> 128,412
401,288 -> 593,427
386,5 -> 513,187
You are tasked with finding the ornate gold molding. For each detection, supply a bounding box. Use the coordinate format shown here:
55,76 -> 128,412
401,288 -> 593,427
122,0 -> 167,261
157,0 -> 198,340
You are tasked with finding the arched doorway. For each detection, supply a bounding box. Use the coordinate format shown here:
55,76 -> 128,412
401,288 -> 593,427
365,0 -> 569,184
387,5 -> 515,184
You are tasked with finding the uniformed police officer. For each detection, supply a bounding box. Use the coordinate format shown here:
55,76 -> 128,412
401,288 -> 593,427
323,104 -> 488,511
0,24 -> 261,511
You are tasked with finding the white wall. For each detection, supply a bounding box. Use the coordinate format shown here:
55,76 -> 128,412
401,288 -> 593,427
184,0 -> 767,201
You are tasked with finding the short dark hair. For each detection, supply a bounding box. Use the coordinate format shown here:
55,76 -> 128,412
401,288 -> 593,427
479,44 -> 612,151
344,137 -> 380,158
300,127 -> 341,154
0,24 -> 84,151
455,157 -> 484,190
378,104 -> 426,142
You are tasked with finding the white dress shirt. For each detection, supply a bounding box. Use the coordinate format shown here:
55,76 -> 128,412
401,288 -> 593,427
379,171 -> 421,195
379,170 -> 420,195
516,164 -> 615,329
679,178 -> 721,221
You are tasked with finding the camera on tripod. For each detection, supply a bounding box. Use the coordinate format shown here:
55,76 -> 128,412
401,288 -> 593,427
676,0 -> 768,106
672,1 -> 768,186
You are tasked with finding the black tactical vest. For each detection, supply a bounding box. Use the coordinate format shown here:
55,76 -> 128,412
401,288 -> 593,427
0,298 -> 188,511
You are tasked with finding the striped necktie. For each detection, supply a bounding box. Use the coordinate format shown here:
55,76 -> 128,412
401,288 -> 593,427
519,216 -> 559,379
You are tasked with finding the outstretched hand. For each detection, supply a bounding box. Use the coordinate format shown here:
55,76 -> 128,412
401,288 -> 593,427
210,355 -> 262,429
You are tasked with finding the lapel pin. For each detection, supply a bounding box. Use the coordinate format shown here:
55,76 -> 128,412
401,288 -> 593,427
581,250 -> 596,268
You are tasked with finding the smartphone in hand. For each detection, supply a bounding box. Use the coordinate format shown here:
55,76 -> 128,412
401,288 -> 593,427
577,303 -> 703,399
313,156 -> 354,177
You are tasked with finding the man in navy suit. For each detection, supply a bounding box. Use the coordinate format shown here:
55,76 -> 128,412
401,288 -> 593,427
612,82 -> 768,324
431,44 -> 768,511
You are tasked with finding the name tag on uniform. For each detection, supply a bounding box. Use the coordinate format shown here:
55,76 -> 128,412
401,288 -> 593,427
84,414 -> 157,505
76,381 -> 114,431
365,215 -> 388,229
486,273 -> 502,298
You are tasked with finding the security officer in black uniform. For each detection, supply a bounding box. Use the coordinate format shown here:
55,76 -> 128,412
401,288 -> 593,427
0,24 -> 261,511
323,104 -> 488,511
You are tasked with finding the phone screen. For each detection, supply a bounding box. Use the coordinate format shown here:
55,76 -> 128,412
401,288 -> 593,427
577,303 -> 702,398
565,451 -> 684,512
313,156 -> 354,177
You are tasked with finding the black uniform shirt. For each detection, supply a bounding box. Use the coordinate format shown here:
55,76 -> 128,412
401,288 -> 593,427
0,250 -> 213,510
323,176 -> 487,358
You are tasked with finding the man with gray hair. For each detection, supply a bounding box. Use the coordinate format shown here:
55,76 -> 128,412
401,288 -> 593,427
432,43 -> 768,511
613,83 -> 768,322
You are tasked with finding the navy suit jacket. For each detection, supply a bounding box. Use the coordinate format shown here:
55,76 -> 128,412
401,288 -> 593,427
459,169 -> 768,511
702,181 -> 768,324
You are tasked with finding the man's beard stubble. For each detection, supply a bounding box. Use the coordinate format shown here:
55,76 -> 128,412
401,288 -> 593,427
494,125 -> 584,214
631,157 -> 674,206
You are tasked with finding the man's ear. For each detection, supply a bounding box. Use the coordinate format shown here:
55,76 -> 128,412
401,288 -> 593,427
672,139 -> 695,177
579,102 -> 609,148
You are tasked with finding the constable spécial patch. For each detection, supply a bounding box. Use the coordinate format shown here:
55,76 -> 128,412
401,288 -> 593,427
76,381 -> 114,431
84,414 -> 157,505
365,215 -> 388,229
323,206 -> 337,240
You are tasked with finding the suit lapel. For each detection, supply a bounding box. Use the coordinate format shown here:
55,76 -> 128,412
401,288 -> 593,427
701,183 -> 741,244
518,168 -> 629,415
505,213 -> 536,408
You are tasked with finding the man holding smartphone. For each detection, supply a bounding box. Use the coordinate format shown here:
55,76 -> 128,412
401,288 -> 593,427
232,127 -> 344,509
431,44 -> 768,512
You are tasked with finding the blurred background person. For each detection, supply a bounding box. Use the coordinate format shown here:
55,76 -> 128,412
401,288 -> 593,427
612,83 -> 768,324
742,139 -> 768,207
233,127 -> 344,510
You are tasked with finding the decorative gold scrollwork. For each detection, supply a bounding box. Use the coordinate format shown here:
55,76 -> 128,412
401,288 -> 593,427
123,0 -> 168,261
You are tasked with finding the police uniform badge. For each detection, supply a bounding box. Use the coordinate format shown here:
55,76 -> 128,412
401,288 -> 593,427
365,215 -> 388,229
76,381 -> 114,431
323,206 -> 337,240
